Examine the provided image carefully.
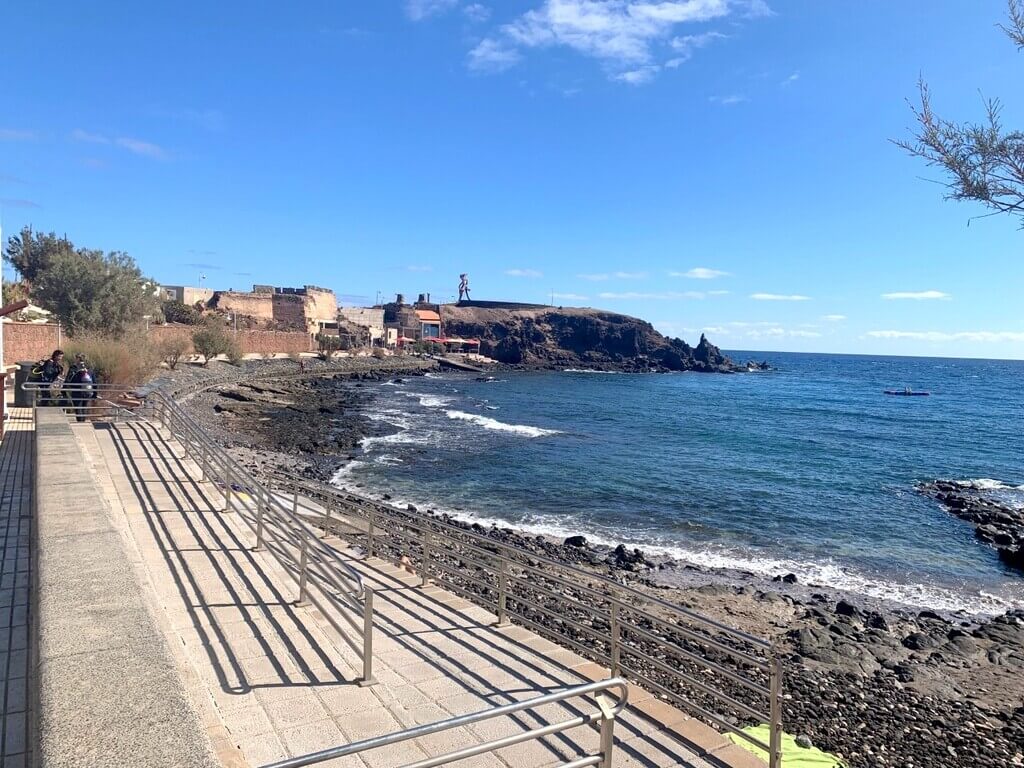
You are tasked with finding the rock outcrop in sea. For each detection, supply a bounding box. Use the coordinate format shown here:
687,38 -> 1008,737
440,304 -> 736,372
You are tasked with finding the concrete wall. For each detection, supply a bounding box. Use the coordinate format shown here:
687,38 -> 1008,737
2,322 -> 61,364
338,307 -> 385,343
32,409 -> 220,766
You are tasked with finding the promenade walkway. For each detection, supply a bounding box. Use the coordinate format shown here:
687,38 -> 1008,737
0,408 -> 32,768
66,415 -> 760,768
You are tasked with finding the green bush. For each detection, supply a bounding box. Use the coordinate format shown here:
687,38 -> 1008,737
161,300 -> 202,325
192,324 -> 235,366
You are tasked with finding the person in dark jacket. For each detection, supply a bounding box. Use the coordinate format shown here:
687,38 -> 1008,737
32,349 -> 66,406
65,354 -> 95,422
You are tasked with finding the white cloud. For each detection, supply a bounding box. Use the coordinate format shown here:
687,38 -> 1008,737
708,289 -> 731,296
744,326 -> 821,339
0,128 -> 37,141
867,330 -> 1024,343
881,290 -> 950,300
71,129 -> 109,144
406,0 -> 458,21
71,129 -> 167,158
750,293 -> 810,301
599,290 -> 704,300
613,65 -> 660,84
464,3 -> 492,22
822,314 -> 846,322
468,38 -> 522,71
670,267 -> 730,279
115,137 -> 166,158
469,0 -> 761,83
781,71 -> 799,86
578,271 -> 647,280
505,268 -> 543,277
407,265 -> 433,272
670,30 -> 726,61
553,292 -> 589,300
709,94 -> 748,105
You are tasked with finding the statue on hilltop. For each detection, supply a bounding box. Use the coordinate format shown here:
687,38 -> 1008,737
458,273 -> 471,302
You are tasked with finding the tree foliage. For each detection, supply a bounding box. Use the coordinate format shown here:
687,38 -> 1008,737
191,321 -> 241,366
158,335 -> 192,370
314,332 -> 343,360
896,1 -> 1024,228
161,299 -> 203,325
3,227 -> 160,335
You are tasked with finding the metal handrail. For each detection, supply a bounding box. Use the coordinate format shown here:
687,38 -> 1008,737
269,471 -> 784,767
25,380 -> 377,685
261,677 -> 629,768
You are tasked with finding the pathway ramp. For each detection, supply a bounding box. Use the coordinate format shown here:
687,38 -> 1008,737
67,416 -> 760,768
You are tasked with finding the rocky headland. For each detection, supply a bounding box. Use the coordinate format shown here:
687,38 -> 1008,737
440,304 -> 747,372
171,362 -> 1024,768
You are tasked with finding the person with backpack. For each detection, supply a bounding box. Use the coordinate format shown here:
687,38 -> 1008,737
65,354 -> 96,422
31,349 -> 66,407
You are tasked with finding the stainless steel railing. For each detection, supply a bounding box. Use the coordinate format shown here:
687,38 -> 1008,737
262,677 -> 629,768
269,472 -> 784,768
24,381 -> 377,685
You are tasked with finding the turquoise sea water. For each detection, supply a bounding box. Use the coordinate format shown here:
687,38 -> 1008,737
334,352 -> 1024,615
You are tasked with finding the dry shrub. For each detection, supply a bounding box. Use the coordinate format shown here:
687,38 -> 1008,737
67,331 -> 161,384
371,347 -> 387,359
158,334 -> 192,370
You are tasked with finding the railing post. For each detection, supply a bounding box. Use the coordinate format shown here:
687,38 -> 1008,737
358,587 -> 376,687
769,656 -> 783,768
421,530 -> 431,587
223,464 -> 232,512
367,508 -> 376,558
596,693 -> 617,768
610,602 -> 621,677
297,528 -> 310,606
293,490 -> 299,517
199,444 -> 207,482
255,487 -> 266,551
496,557 -> 510,627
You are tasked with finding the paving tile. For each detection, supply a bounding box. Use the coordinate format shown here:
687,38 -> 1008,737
263,689 -> 330,731
279,717 -> 345,758
221,705 -> 275,740
334,706 -> 402,742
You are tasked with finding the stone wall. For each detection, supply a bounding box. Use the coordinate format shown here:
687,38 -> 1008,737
211,291 -> 275,321
149,325 -> 313,354
271,293 -> 307,330
2,322 -> 61,364
304,287 -> 338,324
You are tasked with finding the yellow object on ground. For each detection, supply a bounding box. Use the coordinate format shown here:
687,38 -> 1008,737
728,725 -> 846,767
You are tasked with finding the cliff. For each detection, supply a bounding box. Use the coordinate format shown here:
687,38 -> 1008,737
440,305 -> 735,372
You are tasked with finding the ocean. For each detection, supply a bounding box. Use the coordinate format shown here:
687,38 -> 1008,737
333,352 -> 1024,616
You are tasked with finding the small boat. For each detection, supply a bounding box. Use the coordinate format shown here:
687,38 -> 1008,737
884,388 -> 930,396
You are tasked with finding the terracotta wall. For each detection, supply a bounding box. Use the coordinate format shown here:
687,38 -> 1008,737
3,322 -> 312,362
2,323 -> 62,364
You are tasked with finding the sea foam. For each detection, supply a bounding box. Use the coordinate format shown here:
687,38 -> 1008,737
444,410 -> 561,438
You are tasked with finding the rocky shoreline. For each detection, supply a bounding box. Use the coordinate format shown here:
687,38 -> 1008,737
918,479 -> 1024,571
174,361 -> 1024,768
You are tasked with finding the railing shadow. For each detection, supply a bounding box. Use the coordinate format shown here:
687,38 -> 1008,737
100,421 -> 361,704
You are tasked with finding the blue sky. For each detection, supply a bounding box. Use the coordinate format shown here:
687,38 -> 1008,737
1,0 -> 1021,358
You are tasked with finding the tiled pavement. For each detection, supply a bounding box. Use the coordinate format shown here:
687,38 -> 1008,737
0,408 -> 32,768
71,416 -> 763,768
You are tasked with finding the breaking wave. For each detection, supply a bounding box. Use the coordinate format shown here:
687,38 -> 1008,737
444,410 -> 562,438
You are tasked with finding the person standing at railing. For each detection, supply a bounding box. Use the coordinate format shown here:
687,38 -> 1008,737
31,349 -> 66,407
65,354 -> 95,422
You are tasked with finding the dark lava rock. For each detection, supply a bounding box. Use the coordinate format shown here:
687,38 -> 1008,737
836,600 -> 860,618
564,535 -> 588,548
